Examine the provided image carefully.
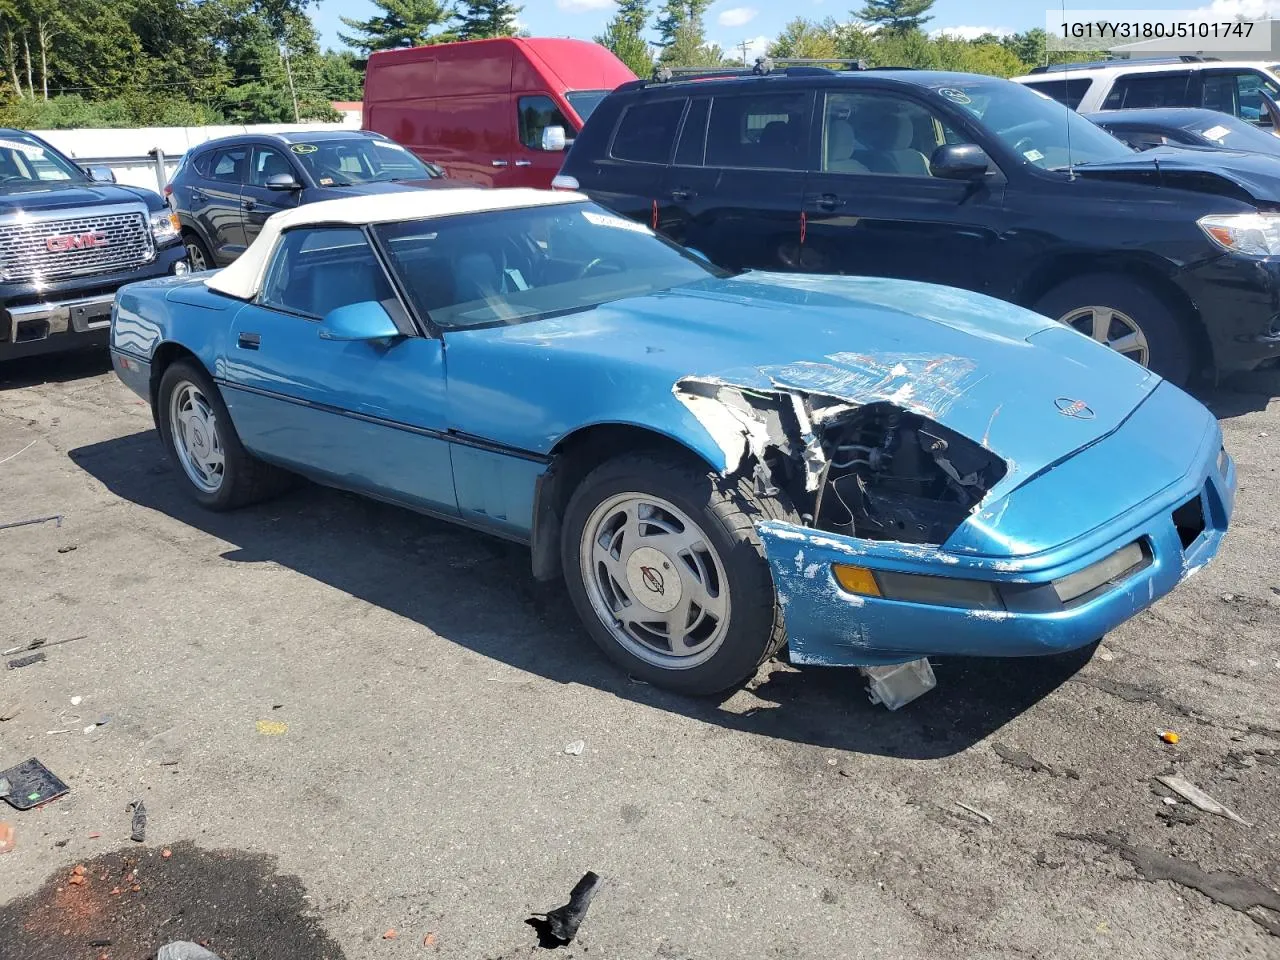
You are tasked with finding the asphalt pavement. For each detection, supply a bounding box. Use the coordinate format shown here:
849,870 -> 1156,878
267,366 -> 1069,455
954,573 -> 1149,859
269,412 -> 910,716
0,351 -> 1277,960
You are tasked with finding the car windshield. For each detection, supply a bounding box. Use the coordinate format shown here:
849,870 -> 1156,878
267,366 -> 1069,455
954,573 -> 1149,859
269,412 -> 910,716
565,90 -> 611,122
374,201 -> 726,330
289,137 -> 437,186
930,78 -> 1134,170
0,132 -> 85,189
1181,113 -> 1280,154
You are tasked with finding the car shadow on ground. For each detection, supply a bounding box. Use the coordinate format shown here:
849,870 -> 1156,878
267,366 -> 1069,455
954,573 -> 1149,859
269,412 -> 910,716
1192,367 -> 1280,419
0,350 -> 112,390
70,430 -> 1096,761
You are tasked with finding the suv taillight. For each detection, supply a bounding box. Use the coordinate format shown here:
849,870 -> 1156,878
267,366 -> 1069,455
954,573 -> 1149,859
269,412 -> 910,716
551,174 -> 579,192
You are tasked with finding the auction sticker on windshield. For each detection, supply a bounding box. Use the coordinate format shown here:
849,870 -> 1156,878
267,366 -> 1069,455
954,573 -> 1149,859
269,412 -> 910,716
0,139 -> 45,158
290,143 -> 318,154
582,209 -> 652,234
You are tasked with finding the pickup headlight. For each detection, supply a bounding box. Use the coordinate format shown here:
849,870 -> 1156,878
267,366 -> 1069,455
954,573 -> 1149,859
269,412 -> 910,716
150,210 -> 181,245
1198,213 -> 1280,256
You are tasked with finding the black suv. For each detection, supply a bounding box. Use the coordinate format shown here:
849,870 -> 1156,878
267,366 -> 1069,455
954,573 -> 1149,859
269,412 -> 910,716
168,129 -> 451,270
556,63 -> 1280,385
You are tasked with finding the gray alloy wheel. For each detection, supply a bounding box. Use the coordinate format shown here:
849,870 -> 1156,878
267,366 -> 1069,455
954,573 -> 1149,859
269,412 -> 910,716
1057,304 -> 1151,367
168,379 -> 225,494
184,237 -> 211,272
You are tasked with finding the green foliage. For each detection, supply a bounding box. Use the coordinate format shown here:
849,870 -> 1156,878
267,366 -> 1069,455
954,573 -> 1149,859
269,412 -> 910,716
455,0 -> 521,40
597,0 -> 653,77
0,93 -> 221,128
339,0 -> 455,55
768,17 -> 839,61
854,0 -> 935,34
318,49 -> 364,101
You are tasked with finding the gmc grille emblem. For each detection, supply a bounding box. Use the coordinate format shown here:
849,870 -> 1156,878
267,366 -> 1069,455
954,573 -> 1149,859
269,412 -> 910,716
46,230 -> 107,252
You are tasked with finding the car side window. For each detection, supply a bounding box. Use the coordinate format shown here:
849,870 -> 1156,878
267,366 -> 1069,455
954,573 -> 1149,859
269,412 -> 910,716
1022,77 -> 1093,110
706,92 -> 812,171
209,147 -> 248,184
820,91 -> 961,178
673,98 -> 709,166
259,227 -> 395,319
249,146 -> 295,187
518,96 -> 571,150
1202,70 -> 1280,125
1106,127 -> 1168,151
610,98 -> 686,164
1102,71 -> 1191,109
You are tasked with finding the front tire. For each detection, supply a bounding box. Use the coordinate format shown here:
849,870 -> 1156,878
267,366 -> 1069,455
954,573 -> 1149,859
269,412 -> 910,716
156,360 -> 290,510
561,453 -> 794,695
183,231 -> 213,272
1033,274 -> 1194,385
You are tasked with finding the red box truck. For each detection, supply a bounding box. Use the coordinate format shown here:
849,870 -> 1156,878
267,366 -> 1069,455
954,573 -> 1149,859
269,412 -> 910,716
363,37 -> 636,189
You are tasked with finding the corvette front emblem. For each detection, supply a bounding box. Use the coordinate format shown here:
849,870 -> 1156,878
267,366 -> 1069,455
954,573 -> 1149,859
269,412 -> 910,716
1055,397 -> 1095,420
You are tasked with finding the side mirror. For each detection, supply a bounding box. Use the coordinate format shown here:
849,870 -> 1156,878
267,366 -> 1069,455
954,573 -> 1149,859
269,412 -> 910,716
930,143 -> 991,181
319,301 -> 402,342
265,172 -> 302,191
541,125 -> 567,152
84,165 -> 116,183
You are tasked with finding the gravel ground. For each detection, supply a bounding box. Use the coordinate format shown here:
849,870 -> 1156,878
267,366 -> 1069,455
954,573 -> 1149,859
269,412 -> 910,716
1,352 -> 1278,960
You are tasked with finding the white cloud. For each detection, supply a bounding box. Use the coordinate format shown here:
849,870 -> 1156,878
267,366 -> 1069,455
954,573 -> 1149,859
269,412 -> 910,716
554,0 -> 611,11
929,25 -> 1013,41
1195,0 -> 1280,18
717,6 -> 759,28
740,35 -> 770,62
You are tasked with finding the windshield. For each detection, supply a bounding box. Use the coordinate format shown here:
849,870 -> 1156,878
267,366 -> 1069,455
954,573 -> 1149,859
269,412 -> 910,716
0,132 -> 85,188
374,201 -> 725,330
289,137 -> 437,186
930,78 -> 1134,170
565,90 -> 611,123
1182,113 -> 1280,154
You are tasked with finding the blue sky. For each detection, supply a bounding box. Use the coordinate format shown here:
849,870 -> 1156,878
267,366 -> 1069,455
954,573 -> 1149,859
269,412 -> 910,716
312,1 -> 1280,60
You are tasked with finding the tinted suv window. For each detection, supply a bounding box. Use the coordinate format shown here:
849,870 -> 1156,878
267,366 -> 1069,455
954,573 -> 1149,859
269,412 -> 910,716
210,147 -> 247,183
1201,69 -> 1280,125
611,99 -> 685,164
519,95 -> 571,150
823,91 -> 962,176
260,227 -> 395,318
706,92 -> 811,170
1102,71 -> 1191,109
250,146 -> 294,186
674,98 -> 709,166
1022,77 -> 1093,110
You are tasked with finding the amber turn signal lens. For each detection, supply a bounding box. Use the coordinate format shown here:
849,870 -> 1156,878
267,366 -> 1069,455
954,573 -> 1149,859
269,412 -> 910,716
832,564 -> 881,597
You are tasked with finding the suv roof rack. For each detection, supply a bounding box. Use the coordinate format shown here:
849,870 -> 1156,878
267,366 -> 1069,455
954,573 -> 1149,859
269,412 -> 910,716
650,56 -> 867,84
1027,54 -> 1219,74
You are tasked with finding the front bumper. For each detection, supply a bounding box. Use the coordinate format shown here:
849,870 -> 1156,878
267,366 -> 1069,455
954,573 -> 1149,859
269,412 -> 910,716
0,244 -> 187,362
758,394 -> 1235,667
1178,253 -> 1280,372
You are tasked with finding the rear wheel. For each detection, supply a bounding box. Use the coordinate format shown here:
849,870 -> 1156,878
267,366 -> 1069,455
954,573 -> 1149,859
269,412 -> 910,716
561,452 -> 794,695
156,360 -> 291,510
1033,274 -> 1194,385
183,231 -> 213,272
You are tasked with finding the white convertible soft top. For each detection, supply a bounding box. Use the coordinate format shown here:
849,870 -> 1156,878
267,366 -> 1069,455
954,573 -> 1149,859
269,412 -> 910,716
205,187 -> 587,301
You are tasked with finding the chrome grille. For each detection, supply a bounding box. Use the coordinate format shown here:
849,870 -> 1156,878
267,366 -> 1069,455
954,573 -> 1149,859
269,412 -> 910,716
0,207 -> 154,283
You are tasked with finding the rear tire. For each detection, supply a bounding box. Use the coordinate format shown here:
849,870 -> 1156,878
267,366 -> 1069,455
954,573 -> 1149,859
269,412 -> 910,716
183,231 -> 213,272
156,360 -> 291,510
1033,273 -> 1195,385
561,452 -> 796,695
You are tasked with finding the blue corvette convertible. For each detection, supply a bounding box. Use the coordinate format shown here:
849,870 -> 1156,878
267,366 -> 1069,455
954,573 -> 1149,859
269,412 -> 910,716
109,188 -> 1234,706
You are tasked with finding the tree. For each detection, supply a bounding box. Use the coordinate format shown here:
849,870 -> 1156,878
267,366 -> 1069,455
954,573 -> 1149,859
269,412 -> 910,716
339,0 -> 455,55
318,48 -> 363,101
768,17 -> 838,61
853,0 -> 934,34
656,0 -> 712,66
455,0 -> 520,40
596,0 -> 652,76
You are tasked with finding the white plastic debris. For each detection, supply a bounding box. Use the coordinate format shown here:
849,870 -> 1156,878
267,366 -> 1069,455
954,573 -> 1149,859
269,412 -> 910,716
1162,796 -> 1178,806
564,740 -> 585,756
1156,775 -> 1249,825
861,658 -> 937,710
158,944 -> 223,960
69,696 -> 82,706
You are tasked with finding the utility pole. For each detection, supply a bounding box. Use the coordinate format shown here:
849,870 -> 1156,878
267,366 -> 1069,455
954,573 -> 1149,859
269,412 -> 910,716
738,39 -> 750,65
281,42 -> 300,123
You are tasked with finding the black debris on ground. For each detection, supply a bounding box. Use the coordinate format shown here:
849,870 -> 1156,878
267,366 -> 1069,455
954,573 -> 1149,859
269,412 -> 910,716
991,742 -> 1080,780
0,841 -> 346,960
528,872 -> 602,948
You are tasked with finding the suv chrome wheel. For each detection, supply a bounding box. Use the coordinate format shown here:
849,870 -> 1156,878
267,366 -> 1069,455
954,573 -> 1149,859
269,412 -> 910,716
579,492 -> 731,670
1058,304 -> 1150,367
169,380 -> 224,493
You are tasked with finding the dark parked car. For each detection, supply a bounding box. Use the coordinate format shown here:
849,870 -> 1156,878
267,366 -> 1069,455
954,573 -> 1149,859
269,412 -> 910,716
1085,107 -> 1280,156
167,129 -> 453,270
0,127 -> 186,363
555,63 -> 1280,385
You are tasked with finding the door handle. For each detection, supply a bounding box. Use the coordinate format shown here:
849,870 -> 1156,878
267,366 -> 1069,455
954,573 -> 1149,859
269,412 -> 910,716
491,159 -> 509,167
815,193 -> 843,211
669,188 -> 690,202
237,332 -> 261,350
514,160 -> 533,167
242,198 -> 256,211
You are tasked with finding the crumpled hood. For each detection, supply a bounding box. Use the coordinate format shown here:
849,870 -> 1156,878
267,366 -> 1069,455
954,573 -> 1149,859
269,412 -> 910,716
459,272 -> 1160,496
1073,145 -> 1280,202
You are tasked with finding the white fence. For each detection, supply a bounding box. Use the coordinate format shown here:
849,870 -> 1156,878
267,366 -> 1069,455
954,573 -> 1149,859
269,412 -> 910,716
32,116 -> 362,195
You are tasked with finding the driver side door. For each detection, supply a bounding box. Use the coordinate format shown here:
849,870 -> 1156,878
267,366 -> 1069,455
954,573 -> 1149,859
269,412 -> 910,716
800,88 -> 1007,293
220,225 -> 457,515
